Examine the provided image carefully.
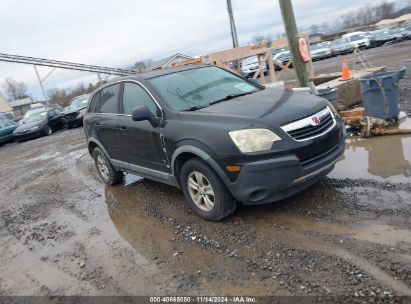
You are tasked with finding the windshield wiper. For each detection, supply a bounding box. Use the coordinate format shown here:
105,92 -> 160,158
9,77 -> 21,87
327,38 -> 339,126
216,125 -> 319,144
209,91 -> 257,106
182,105 -> 207,111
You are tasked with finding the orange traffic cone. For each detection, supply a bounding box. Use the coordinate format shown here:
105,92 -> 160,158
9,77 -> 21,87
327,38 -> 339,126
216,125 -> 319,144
340,58 -> 352,81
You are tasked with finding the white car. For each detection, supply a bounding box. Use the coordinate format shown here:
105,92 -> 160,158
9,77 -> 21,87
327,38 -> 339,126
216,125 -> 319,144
309,44 -> 332,61
241,56 -> 267,78
342,32 -> 371,49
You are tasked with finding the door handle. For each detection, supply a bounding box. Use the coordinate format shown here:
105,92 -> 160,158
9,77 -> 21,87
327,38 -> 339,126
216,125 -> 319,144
118,126 -> 127,132
95,123 -> 102,128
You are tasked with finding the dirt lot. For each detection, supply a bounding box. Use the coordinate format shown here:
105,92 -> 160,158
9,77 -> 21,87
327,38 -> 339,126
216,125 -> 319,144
1,43 -> 411,303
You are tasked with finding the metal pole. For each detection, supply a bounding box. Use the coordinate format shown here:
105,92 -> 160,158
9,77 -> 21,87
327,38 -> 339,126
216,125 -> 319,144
227,0 -> 239,48
33,65 -> 48,100
279,0 -> 309,87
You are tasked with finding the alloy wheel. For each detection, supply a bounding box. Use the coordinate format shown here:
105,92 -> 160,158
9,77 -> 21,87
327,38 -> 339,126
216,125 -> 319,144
187,171 -> 215,212
96,154 -> 109,180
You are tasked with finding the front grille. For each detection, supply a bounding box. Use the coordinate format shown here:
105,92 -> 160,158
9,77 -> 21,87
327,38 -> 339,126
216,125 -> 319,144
64,112 -> 77,119
300,143 -> 340,169
281,107 -> 335,141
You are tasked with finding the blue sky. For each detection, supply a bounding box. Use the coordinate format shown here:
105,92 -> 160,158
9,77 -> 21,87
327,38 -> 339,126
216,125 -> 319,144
0,0 -> 408,100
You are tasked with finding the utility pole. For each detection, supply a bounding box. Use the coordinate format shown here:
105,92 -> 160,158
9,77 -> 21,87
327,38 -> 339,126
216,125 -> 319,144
227,0 -> 239,48
279,0 -> 309,87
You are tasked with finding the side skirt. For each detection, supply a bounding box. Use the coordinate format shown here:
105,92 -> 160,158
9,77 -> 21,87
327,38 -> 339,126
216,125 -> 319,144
111,159 -> 179,188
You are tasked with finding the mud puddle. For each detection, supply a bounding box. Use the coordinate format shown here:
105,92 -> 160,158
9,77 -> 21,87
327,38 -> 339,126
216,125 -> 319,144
330,118 -> 411,183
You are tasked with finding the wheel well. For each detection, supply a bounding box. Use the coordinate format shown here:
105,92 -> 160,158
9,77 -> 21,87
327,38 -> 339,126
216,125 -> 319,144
174,152 -> 198,186
88,141 -> 98,156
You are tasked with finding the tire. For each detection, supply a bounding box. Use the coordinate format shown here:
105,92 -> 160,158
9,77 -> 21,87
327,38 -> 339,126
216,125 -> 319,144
180,158 -> 236,221
92,147 -> 123,186
44,125 -> 53,136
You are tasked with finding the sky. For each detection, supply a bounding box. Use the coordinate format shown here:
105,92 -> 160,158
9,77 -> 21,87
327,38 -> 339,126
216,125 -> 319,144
0,0 -> 407,101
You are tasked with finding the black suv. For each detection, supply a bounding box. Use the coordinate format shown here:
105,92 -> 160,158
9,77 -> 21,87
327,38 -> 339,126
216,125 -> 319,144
84,65 -> 345,221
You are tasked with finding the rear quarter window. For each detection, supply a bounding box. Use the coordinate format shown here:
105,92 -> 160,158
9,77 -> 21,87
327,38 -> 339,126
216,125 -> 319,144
88,92 -> 100,113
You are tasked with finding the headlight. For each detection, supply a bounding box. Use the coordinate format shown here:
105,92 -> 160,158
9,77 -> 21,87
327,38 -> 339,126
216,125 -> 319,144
228,129 -> 281,153
323,101 -> 339,118
29,126 -> 39,131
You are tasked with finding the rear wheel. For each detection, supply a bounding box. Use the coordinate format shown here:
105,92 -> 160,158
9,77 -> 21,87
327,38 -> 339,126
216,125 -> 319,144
92,147 -> 123,185
180,158 -> 236,221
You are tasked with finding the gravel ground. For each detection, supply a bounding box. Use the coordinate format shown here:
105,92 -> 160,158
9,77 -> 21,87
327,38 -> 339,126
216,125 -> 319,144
0,43 -> 410,303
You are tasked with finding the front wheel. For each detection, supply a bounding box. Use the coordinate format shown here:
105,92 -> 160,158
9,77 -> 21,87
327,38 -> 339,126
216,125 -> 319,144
180,158 -> 236,221
44,125 -> 53,136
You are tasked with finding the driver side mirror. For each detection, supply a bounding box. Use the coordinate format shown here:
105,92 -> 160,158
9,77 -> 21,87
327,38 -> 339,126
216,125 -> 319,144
131,105 -> 160,127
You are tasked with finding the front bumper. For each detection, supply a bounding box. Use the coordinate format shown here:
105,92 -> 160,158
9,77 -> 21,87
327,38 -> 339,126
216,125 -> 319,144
14,130 -> 43,141
226,128 -> 345,205
63,115 -> 83,127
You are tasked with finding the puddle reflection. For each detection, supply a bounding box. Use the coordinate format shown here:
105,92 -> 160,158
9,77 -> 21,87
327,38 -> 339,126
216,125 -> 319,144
331,131 -> 411,183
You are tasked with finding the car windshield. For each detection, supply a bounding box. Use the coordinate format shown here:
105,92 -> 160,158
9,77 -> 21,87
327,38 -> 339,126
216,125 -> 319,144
148,66 -> 260,111
310,44 -> 325,51
332,39 -> 345,45
349,34 -> 366,41
26,111 -> 47,123
68,96 -> 89,110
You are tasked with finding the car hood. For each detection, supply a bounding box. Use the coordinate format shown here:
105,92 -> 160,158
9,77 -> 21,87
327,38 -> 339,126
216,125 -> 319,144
63,106 -> 86,115
178,88 -> 326,130
14,120 -> 45,132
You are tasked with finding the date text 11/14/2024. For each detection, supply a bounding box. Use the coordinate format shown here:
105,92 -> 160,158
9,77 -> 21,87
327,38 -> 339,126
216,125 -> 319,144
149,296 -> 257,303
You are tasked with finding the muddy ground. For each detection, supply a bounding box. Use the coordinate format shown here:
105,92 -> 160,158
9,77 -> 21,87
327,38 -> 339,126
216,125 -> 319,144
1,43 -> 411,303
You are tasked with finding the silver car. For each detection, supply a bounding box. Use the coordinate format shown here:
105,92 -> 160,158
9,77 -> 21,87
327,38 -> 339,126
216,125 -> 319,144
241,56 -> 267,78
328,39 -> 354,56
310,44 -> 332,61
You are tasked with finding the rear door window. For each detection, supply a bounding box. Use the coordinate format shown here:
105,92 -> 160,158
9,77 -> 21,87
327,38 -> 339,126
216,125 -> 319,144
96,84 -> 120,114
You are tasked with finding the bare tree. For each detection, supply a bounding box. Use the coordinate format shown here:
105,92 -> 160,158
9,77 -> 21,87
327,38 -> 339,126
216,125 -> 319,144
309,24 -> 320,34
2,77 -> 29,100
251,34 -> 272,45
133,59 -> 153,73
320,22 -> 331,34
48,82 -> 100,107
378,0 -> 394,19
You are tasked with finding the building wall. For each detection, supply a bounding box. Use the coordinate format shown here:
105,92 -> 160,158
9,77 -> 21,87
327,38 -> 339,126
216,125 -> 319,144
162,56 -> 192,68
0,93 -> 13,113
13,104 -> 32,117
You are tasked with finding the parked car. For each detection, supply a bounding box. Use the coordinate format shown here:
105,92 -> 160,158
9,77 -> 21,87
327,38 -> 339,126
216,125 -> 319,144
0,119 -> 18,145
84,65 -> 345,221
0,112 -> 15,121
309,43 -> 332,61
389,28 -> 411,41
18,107 -> 45,125
13,108 -> 64,141
241,56 -> 267,78
328,39 -> 354,56
62,94 -> 90,128
367,30 -> 397,47
272,50 -> 293,70
342,32 -> 371,49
